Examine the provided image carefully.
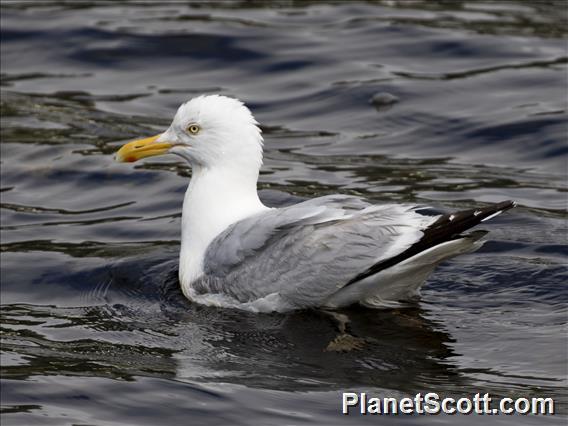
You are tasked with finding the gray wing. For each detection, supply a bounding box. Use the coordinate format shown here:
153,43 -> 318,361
199,195 -> 436,308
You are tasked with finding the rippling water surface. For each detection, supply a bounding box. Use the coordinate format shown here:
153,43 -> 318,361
1,1 -> 567,425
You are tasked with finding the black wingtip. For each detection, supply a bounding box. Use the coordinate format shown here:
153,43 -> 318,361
477,200 -> 516,223
493,200 -> 517,211
344,200 -> 516,287
430,199 -> 516,229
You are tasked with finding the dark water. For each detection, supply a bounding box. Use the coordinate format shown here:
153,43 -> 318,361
1,1 -> 567,425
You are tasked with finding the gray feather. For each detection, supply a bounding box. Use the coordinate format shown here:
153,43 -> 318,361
197,195 -> 435,308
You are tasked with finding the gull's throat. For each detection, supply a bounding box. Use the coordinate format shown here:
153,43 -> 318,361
178,165 -> 268,297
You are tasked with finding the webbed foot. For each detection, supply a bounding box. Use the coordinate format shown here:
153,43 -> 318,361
325,333 -> 366,352
318,310 -> 366,352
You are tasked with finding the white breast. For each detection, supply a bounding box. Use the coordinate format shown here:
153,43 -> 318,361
178,166 -> 268,299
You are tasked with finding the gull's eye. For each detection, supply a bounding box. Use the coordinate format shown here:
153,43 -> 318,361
187,124 -> 200,135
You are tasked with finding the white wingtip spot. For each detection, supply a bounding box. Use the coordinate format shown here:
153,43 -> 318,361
449,214 -> 455,221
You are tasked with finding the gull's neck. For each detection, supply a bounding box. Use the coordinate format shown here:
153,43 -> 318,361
179,164 -> 268,295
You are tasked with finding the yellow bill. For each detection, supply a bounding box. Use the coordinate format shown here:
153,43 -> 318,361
115,134 -> 172,163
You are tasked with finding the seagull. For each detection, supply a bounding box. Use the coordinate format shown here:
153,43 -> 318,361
116,95 -> 515,313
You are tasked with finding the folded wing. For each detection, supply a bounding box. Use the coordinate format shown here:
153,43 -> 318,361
199,195 -> 437,307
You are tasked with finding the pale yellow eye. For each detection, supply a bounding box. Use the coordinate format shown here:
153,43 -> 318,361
187,124 -> 200,135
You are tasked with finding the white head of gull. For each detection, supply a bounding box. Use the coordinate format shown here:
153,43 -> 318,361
116,95 -> 515,313
118,95 -> 268,291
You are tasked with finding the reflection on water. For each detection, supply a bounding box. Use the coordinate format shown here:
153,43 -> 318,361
1,1 -> 567,425
2,262 -> 563,397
